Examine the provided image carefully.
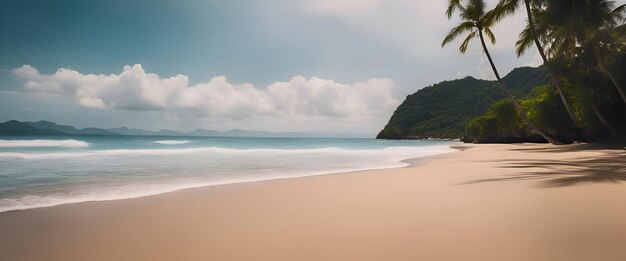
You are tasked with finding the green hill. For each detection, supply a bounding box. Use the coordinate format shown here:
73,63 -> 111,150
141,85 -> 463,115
376,66 -> 548,139
0,120 -> 66,135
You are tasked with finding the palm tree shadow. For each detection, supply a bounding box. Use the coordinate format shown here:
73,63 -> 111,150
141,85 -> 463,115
509,143 -> 624,153
464,152 -> 626,187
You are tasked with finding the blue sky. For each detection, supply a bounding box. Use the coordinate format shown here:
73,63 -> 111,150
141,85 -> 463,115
0,0 -> 558,136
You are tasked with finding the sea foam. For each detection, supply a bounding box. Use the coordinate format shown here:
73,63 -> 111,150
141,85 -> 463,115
0,139 -> 89,148
0,145 -> 457,213
0,137 -> 459,213
0,145 -> 452,160
154,140 -> 193,145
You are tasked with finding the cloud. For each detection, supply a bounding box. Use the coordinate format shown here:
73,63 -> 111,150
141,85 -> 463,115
300,0 -> 380,17
12,64 -> 399,121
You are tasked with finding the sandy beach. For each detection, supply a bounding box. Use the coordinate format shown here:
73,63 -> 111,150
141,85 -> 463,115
1,143 -> 625,261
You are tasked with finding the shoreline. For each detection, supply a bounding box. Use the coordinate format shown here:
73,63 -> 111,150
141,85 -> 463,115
1,143 -> 625,260
0,143 -> 460,213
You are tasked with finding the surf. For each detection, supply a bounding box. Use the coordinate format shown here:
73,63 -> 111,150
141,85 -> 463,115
0,139 -> 90,148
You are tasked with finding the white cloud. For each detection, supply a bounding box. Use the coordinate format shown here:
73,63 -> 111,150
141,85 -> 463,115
12,64 -> 399,122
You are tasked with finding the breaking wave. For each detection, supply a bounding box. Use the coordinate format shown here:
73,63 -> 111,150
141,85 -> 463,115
154,140 -> 193,145
0,139 -> 89,148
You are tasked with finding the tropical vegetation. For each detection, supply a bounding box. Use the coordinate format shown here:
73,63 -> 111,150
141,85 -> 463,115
463,0 -> 626,143
376,66 -> 548,139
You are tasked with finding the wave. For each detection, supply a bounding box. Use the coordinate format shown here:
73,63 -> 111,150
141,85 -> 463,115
0,139 -> 89,148
0,145 -> 454,160
0,144 -> 458,212
154,140 -> 193,145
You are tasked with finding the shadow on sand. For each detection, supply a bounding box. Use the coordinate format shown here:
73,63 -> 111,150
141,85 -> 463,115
465,144 -> 626,187
509,143 -> 624,153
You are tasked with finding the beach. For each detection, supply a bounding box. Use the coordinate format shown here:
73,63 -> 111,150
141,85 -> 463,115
1,143 -> 625,261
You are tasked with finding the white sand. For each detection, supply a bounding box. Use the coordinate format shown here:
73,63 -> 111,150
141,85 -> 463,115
1,143 -> 625,261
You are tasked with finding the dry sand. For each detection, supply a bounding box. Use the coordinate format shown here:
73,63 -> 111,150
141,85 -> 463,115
1,143 -> 625,261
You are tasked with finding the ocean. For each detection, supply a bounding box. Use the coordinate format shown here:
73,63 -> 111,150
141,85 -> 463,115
0,136 -> 457,212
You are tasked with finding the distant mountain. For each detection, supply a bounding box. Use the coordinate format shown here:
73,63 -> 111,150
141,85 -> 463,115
189,128 -> 315,138
376,66 -> 549,139
108,127 -> 152,136
26,121 -> 118,135
188,129 -> 222,136
0,120 -> 315,138
110,126 -> 314,138
108,127 -> 184,136
154,129 -> 184,136
0,120 -> 66,135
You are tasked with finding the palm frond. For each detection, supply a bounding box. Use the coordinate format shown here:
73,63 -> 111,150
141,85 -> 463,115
460,30 -> 477,53
446,0 -> 464,19
442,21 -> 476,47
612,4 -> 626,23
485,0 -> 521,26
516,22 -> 534,57
483,27 -> 497,45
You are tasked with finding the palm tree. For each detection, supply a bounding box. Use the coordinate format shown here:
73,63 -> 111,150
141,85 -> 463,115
541,0 -> 626,104
592,104 -> 620,139
442,0 -> 561,144
492,0 -> 579,124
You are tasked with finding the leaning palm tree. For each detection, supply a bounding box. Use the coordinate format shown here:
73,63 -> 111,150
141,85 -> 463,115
491,0 -> 579,124
542,0 -> 626,104
442,0 -> 561,144
615,22 -> 626,43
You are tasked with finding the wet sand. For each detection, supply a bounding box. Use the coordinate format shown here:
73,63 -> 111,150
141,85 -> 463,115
1,143 -> 625,261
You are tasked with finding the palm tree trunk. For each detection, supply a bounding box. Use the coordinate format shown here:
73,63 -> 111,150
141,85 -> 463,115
478,28 -> 562,144
524,0 -> 579,124
592,103 -> 619,139
592,43 -> 626,104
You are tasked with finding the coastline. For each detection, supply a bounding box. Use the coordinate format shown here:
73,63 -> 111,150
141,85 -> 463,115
1,143 -> 625,260
0,142 -> 458,213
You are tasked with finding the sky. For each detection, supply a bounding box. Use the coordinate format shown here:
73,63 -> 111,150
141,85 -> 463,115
0,0 -> 552,137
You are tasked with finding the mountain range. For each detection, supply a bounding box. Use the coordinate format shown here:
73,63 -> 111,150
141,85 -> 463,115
0,120 -> 315,138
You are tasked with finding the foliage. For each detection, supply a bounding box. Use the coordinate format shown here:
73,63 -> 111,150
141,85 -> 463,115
465,100 -> 541,143
378,0 -> 626,143
465,51 -> 626,143
465,85 -> 578,143
376,67 -> 548,139
442,0 -> 562,144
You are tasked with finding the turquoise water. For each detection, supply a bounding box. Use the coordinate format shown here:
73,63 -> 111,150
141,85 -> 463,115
0,136 -> 457,212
